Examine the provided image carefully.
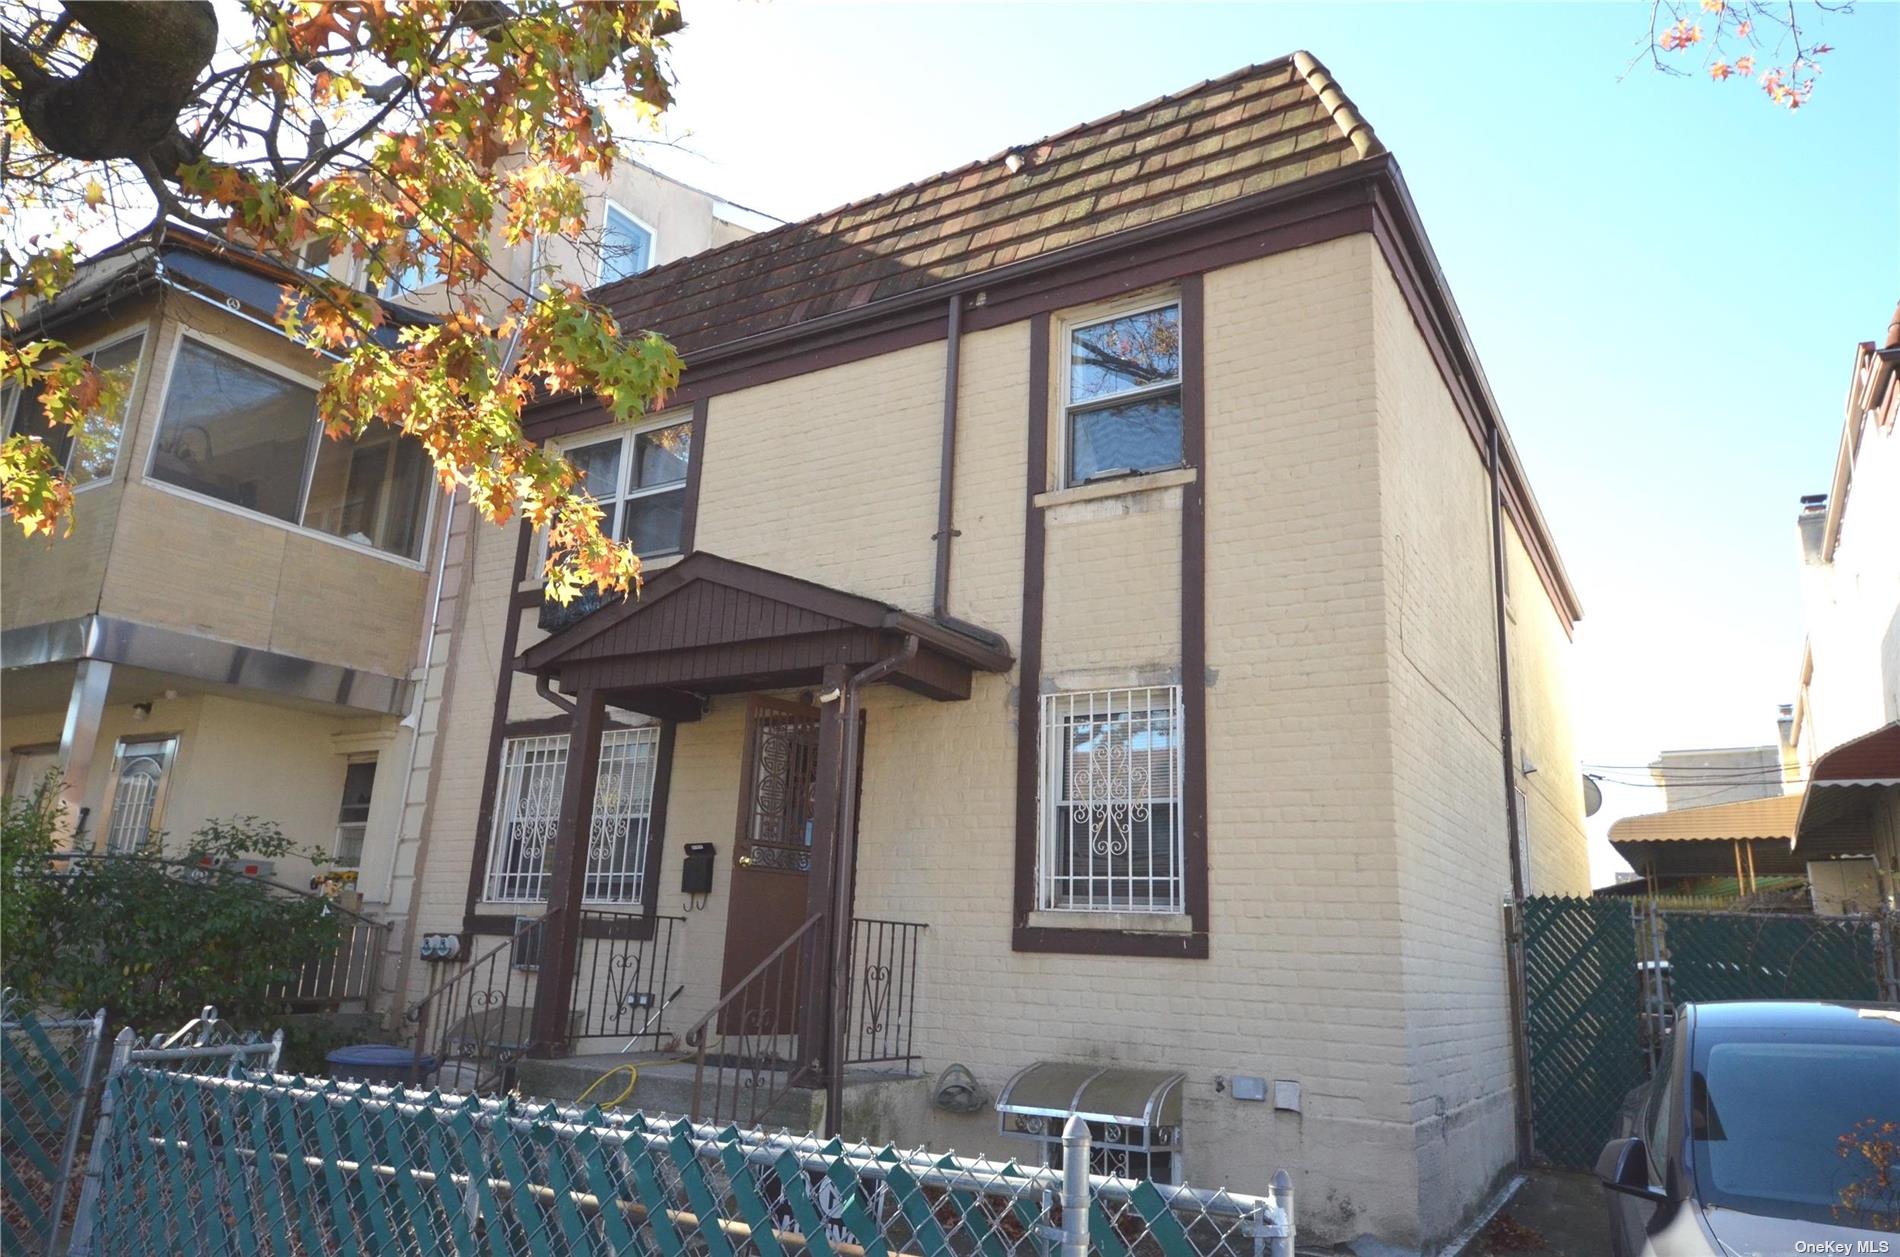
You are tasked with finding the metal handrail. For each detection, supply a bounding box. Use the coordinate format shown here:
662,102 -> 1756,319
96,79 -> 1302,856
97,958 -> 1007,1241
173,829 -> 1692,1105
683,912 -> 828,1126
402,912 -> 557,1093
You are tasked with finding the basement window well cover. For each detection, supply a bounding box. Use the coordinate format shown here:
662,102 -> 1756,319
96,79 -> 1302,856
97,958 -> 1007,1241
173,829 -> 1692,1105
996,1062 -> 1185,1181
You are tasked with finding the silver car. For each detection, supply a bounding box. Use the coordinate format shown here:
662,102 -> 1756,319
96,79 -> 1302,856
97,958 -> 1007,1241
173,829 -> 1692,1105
1598,1000 -> 1900,1255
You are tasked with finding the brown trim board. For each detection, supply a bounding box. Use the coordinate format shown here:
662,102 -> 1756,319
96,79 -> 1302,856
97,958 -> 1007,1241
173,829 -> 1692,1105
678,397 -> 708,552
464,521 -> 536,922
1010,286 -> 1212,960
524,156 -> 1579,632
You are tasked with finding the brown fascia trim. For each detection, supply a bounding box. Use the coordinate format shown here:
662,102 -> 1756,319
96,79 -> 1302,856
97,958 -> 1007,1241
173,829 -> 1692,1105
524,154 -> 1581,633
464,522 -> 535,923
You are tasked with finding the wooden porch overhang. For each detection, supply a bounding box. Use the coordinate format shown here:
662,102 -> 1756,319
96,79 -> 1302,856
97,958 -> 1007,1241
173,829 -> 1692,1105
515,551 -> 1012,716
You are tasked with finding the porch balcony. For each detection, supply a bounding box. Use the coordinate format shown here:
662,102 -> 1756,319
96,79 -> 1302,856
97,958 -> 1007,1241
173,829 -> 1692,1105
416,552 -> 1009,1127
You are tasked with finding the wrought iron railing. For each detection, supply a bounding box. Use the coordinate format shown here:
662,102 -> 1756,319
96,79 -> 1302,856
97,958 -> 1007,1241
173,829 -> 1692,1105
569,909 -> 684,1044
684,913 -> 826,1128
403,913 -> 556,1094
842,916 -> 926,1069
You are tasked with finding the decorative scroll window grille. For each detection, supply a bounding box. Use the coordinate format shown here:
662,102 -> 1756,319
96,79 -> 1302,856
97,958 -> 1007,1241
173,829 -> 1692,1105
484,727 -> 660,904
1038,687 -> 1184,913
739,701 -> 820,875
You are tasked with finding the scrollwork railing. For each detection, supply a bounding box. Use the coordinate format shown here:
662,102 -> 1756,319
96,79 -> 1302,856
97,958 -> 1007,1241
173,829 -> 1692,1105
842,916 -> 925,1069
684,913 -> 827,1128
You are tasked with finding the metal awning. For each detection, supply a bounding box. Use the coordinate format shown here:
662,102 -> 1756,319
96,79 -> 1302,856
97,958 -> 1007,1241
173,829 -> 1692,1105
995,1062 -> 1183,1131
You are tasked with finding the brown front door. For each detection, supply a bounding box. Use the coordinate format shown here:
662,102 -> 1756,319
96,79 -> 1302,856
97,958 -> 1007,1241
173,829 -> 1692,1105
720,697 -> 824,1031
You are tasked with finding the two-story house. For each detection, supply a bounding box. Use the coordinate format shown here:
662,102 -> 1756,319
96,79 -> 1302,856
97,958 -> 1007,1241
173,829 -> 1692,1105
0,160 -> 761,918
394,54 -> 1589,1253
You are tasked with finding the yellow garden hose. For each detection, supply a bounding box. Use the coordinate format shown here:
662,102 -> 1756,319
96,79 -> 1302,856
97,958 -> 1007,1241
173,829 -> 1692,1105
574,1044 -> 713,1110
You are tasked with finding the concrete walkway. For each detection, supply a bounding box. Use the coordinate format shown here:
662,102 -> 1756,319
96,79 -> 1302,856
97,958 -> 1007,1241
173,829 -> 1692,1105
1466,1171 -> 1612,1256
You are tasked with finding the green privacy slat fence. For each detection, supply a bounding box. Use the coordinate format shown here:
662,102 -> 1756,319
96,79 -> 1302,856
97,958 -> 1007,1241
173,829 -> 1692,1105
85,1069 -> 1296,1257
0,994 -> 106,1257
1659,910 -> 1884,1003
1517,897 -> 1646,1170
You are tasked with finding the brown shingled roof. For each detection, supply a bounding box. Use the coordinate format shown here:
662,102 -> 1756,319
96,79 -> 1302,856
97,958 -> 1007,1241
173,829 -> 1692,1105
591,51 -> 1381,357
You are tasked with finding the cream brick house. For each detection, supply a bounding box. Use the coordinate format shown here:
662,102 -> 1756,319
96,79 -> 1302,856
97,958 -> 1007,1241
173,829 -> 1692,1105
0,162 -> 759,916
390,55 -> 1589,1253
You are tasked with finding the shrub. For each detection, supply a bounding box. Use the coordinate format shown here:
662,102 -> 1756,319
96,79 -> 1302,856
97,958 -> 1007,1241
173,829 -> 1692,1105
2,796 -> 342,1030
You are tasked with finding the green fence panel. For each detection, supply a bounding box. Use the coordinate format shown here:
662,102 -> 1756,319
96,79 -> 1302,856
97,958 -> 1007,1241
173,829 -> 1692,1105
1519,895 -> 1646,1170
1661,910 -> 1882,1003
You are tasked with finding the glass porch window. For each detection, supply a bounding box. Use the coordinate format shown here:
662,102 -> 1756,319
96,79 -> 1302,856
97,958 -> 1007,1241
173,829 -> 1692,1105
1038,686 -> 1184,913
3,333 -> 145,487
485,727 -> 660,904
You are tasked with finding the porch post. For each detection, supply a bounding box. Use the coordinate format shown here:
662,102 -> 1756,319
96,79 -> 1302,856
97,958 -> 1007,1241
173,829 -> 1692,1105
58,658 -> 112,846
803,664 -> 851,1089
530,685 -> 607,1054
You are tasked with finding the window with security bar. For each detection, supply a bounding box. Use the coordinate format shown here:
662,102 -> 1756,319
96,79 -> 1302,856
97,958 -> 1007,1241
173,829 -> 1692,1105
1039,687 -> 1184,913
484,728 -> 660,904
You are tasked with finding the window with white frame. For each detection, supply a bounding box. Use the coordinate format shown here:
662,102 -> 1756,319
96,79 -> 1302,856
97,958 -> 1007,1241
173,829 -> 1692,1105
598,204 -> 653,285
3,332 -> 145,488
148,337 -> 431,558
1063,301 -> 1182,486
333,757 -> 377,868
1038,687 -> 1184,913
485,727 -> 660,904
563,416 -> 691,556
102,736 -> 177,855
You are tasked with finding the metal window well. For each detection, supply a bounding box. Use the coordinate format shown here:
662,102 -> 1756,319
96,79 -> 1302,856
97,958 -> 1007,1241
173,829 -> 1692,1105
998,1061 -> 1185,1180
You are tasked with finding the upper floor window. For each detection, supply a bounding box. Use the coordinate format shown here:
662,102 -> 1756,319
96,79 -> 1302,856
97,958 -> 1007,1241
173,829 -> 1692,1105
1038,686 -> 1184,914
3,332 -> 145,489
379,228 -> 442,298
598,204 -> 654,285
148,336 -> 431,560
1064,302 -> 1182,486
565,415 -> 691,556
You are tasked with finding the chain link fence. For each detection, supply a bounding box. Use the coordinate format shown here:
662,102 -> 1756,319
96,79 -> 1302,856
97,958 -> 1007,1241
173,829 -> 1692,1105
1,992 -> 106,1256
80,1068 -> 1296,1257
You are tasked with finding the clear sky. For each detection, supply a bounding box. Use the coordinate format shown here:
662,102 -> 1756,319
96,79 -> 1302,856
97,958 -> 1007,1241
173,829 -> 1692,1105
632,1 -> 1899,885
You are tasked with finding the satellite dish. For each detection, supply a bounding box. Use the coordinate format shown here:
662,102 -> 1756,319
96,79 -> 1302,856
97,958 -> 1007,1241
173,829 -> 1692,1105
1582,774 -> 1604,818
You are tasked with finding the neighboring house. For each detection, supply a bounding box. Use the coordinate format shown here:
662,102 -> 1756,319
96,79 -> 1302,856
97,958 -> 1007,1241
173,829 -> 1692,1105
1608,304 -> 1900,911
396,54 -> 1589,1251
1788,306 -> 1900,905
1646,744 -> 1785,811
0,160 -> 757,908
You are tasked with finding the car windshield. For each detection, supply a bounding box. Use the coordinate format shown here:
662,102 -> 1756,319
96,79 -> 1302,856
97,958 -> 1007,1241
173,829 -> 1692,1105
1691,1026 -> 1900,1229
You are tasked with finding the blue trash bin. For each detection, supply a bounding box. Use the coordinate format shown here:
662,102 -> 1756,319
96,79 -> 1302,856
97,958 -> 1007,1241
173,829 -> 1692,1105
327,1044 -> 437,1086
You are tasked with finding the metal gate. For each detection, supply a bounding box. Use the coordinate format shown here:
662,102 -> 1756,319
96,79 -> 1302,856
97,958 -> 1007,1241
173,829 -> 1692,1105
1514,897 -> 1645,1170
1514,896 -> 1900,1170
1,992 -> 106,1256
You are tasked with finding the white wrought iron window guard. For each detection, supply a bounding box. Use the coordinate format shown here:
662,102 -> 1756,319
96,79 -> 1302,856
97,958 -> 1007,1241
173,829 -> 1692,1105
1038,686 -> 1185,914
484,728 -> 660,904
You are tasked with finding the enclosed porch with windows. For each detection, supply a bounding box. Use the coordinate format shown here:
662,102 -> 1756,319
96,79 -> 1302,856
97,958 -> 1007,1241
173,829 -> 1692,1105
405,552 -> 1013,1127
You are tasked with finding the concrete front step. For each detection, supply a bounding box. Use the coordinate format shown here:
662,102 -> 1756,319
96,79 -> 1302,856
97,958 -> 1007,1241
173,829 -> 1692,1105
515,1051 -> 925,1137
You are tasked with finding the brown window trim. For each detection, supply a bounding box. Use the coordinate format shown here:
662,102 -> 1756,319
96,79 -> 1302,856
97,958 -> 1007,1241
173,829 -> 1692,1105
1011,278 -> 1210,959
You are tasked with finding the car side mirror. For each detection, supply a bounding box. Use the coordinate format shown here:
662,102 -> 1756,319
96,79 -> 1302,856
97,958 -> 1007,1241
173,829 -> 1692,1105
1596,1136 -> 1671,1204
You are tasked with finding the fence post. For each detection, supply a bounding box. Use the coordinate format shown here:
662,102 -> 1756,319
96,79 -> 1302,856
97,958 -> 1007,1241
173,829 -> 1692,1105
1269,1169 -> 1295,1257
43,1007 -> 107,1257
66,1026 -> 134,1257
1059,1114 -> 1090,1257
267,1027 -> 286,1074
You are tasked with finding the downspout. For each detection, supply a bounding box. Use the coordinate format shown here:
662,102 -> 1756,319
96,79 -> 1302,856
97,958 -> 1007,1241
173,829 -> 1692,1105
822,633 -> 919,1134
387,233 -> 543,1009
1491,422 -> 1534,1169
932,296 -> 1010,651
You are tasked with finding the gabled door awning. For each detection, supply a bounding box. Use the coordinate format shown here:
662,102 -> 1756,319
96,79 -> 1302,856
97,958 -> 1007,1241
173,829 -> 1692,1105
517,552 -> 1011,719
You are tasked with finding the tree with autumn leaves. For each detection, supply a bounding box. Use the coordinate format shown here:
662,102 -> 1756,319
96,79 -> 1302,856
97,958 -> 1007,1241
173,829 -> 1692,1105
1642,0 -> 1847,109
2,0 -> 686,603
